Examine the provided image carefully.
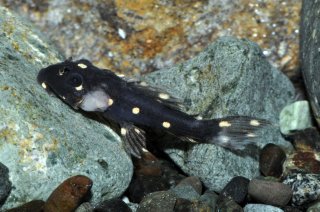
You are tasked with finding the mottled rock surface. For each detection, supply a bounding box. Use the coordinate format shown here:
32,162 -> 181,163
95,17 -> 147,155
144,37 -> 295,192
300,0 -> 320,126
244,204 -> 284,212
0,6 -> 132,209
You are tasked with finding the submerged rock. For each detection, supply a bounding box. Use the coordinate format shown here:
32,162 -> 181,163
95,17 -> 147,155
0,6 -> 132,209
144,36 -> 295,192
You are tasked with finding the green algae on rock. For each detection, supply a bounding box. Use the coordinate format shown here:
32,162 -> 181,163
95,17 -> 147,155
0,6 -> 132,210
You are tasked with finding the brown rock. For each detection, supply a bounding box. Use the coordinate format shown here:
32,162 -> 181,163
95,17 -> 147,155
6,200 -> 45,212
259,143 -> 286,177
248,179 -> 292,207
43,175 -> 92,212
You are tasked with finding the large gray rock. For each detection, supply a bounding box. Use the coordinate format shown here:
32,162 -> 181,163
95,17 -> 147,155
144,37 -> 295,192
0,7 -> 132,209
300,0 -> 320,126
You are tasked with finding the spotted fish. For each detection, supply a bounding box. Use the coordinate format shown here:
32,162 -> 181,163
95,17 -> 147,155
37,58 -> 269,158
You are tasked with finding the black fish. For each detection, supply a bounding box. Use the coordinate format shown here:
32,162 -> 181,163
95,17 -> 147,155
37,58 -> 269,157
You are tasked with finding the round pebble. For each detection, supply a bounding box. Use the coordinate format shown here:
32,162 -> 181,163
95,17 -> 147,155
259,143 -> 286,177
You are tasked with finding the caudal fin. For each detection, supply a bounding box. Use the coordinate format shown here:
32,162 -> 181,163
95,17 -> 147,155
195,116 -> 269,150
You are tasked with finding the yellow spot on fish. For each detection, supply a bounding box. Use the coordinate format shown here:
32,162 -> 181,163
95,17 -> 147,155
108,98 -> 114,106
134,128 -> 140,134
162,121 -> 171,128
77,63 -> 87,69
247,133 -> 256,138
121,128 -> 127,135
219,121 -> 231,127
158,93 -> 170,100
132,107 -> 140,114
250,120 -> 260,126
41,82 -> 47,89
116,73 -> 125,77
75,84 -> 83,91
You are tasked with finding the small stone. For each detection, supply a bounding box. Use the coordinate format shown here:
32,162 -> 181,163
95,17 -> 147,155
217,176 -> 250,205
94,198 -> 131,212
6,200 -> 45,212
283,173 -> 320,206
248,179 -> 292,207
75,202 -> 94,212
173,198 -> 211,211
244,204 -> 284,212
279,101 -> 312,135
284,151 -> 320,174
137,191 -> 177,212
171,182 -> 201,201
176,176 -> 202,194
260,143 -> 286,177
288,128 -> 320,152
307,201 -> 320,212
283,206 -> 303,212
0,163 -> 12,205
216,195 -> 243,212
199,190 -> 219,210
43,175 -> 93,212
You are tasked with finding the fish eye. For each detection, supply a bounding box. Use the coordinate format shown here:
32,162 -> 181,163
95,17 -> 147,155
68,73 -> 83,87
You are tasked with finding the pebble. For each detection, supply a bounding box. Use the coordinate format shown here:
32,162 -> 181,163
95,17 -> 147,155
244,204 -> 284,212
6,200 -> 45,212
174,198 -> 211,211
199,190 -> 219,210
94,198 -> 131,212
176,176 -> 202,195
136,191 -> 177,212
43,175 -> 93,212
279,101 -> 312,135
0,163 -> 11,205
307,201 -> 320,212
283,173 -> 320,206
259,143 -> 286,177
248,179 -> 292,207
216,195 -> 243,212
171,177 -> 201,200
288,128 -> 320,151
217,176 -> 250,205
75,202 -> 94,212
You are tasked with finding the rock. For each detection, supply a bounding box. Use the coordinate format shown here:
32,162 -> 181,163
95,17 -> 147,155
75,202 -> 94,212
94,198 -> 131,212
244,204 -> 284,212
43,175 -> 92,212
260,144 -> 286,177
0,6 -> 133,209
137,191 -> 177,212
199,190 -> 219,211
248,179 -> 292,207
288,128 -> 320,152
6,200 -> 45,212
173,198 -> 211,212
300,0 -> 320,127
144,36 -> 294,192
216,195 -> 243,212
279,101 -> 312,135
176,176 -> 202,195
284,151 -> 320,174
283,173 -> 320,206
0,163 -> 11,205
307,201 -> 320,212
171,182 -> 201,201
217,176 -> 250,205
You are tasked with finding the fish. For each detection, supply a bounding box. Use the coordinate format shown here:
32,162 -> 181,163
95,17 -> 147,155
37,58 -> 269,158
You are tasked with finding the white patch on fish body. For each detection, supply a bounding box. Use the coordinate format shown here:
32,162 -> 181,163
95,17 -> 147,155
80,89 -> 110,112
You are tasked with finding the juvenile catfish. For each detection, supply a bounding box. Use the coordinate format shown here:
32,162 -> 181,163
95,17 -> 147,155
37,59 -> 268,157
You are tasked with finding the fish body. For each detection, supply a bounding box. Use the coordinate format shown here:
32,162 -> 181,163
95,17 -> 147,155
37,59 -> 268,157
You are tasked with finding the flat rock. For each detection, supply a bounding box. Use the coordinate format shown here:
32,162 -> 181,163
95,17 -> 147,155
244,204 -> 283,212
144,36 -> 295,192
0,6 -> 132,209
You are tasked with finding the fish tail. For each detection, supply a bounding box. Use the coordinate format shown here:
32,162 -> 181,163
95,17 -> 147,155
193,116 -> 269,150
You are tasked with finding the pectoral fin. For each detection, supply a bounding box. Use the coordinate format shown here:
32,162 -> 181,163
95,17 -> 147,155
120,123 -> 146,158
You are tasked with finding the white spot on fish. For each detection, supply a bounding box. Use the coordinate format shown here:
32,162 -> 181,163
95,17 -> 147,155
41,82 -> 47,89
219,121 -> 231,127
139,82 -> 148,87
162,121 -> 171,128
108,98 -> 114,106
75,84 -> 83,91
121,128 -> 127,135
118,28 -> 126,39
247,133 -> 256,138
134,128 -> 140,134
250,120 -> 260,127
158,93 -> 170,100
77,63 -> 87,69
132,107 -> 140,114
